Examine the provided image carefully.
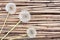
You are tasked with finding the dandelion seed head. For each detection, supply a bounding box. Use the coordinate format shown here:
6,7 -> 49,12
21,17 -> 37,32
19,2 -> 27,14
5,3 -> 16,14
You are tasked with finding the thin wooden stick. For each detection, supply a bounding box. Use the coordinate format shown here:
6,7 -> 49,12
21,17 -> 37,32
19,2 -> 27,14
1,21 -> 21,40
0,13 -> 9,33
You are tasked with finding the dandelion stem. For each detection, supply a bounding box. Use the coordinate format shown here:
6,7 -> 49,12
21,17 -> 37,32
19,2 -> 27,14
1,21 -> 21,40
0,13 -> 9,33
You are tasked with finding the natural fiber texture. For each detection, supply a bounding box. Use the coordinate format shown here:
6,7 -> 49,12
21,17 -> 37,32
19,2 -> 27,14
1,0 -> 60,40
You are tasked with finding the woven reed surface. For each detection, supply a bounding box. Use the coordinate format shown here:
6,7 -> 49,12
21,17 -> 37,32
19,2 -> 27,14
1,0 -> 60,40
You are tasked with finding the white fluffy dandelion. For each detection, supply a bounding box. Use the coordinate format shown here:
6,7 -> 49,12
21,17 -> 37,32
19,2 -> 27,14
27,26 -> 37,38
5,3 -> 16,14
19,9 -> 31,23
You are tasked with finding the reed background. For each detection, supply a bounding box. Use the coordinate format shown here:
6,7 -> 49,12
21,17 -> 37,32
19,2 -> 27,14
0,0 -> 60,40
